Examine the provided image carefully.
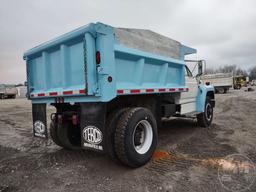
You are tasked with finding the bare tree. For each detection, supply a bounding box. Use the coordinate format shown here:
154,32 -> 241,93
249,66 -> 256,80
204,64 -> 252,77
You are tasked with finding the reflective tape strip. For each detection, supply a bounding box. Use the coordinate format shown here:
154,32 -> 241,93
79,89 -> 86,94
38,93 -> 45,97
146,89 -> 154,93
30,89 -> 86,98
117,90 -> 124,94
117,88 -> 189,95
49,92 -> 58,96
130,89 -> 140,94
63,91 -> 73,95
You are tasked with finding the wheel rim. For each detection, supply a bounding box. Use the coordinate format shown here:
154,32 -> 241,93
205,103 -> 213,121
218,88 -> 224,94
132,120 -> 153,154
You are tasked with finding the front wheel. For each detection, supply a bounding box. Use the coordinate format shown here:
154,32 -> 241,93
197,97 -> 213,127
114,107 -> 157,167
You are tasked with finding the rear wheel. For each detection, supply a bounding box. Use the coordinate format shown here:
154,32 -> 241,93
0,94 -> 4,99
57,120 -> 81,150
106,108 -> 129,162
50,121 -> 64,147
197,97 -> 213,127
114,107 -> 157,167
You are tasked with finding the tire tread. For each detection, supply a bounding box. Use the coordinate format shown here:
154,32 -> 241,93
115,108 -> 142,167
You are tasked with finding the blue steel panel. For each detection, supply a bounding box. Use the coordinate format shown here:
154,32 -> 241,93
166,64 -> 184,86
49,50 -> 61,88
60,45 -> 71,88
114,45 -> 185,90
142,62 -> 161,83
30,57 -> 43,90
115,58 -> 136,83
94,24 -> 116,100
24,22 -> 198,104
85,33 -> 97,95
69,42 -> 85,86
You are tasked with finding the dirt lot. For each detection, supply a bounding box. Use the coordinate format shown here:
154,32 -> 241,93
0,89 -> 256,192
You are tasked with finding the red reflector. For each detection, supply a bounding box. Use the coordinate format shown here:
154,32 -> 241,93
63,91 -> 73,95
49,92 -> 58,96
130,89 -> 140,94
158,89 -> 166,92
72,115 -> 78,125
79,89 -> 86,94
38,93 -> 45,97
31,94 -> 34,97
117,90 -> 124,94
96,51 -> 101,64
146,89 -> 154,93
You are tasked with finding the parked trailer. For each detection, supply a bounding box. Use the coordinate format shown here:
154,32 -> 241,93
201,73 -> 233,94
16,86 -> 27,98
0,84 -> 17,99
23,23 -> 215,167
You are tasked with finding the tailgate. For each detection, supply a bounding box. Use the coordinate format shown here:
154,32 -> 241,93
24,28 -> 97,99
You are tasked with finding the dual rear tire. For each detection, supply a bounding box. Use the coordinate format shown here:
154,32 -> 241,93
50,119 -> 81,150
50,107 -> 158,167
107,107 -> 158,167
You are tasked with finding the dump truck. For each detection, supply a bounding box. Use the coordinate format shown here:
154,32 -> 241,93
23,23 -> 215,167
201,73 -> 233,94
233,75 -> 246,89
0,84 -> 17,99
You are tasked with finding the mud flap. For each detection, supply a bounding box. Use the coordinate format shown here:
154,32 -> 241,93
80,103 -> 106,153
32,104 -> 47,139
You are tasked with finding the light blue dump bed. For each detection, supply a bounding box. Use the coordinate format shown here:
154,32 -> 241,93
23,23 -> 196,103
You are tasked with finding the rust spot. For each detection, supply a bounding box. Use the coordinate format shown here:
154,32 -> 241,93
153,150 -> 170,160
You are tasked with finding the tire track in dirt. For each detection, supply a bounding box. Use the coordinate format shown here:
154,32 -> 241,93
145,94 -> 256,192
1,93 -> 256,192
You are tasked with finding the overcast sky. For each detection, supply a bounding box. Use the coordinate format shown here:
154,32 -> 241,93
0,0 -> 255,84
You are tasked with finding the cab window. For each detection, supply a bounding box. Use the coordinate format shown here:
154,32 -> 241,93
185,66 -> 193,77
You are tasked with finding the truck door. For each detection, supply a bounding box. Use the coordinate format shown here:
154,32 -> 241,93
179,66 -> 198,114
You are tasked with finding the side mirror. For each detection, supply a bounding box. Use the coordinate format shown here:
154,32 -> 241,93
198,61 -> 203,76
24,81 -> 28,86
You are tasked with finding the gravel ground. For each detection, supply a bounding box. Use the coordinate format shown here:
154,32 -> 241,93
0,88 -> 256,192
